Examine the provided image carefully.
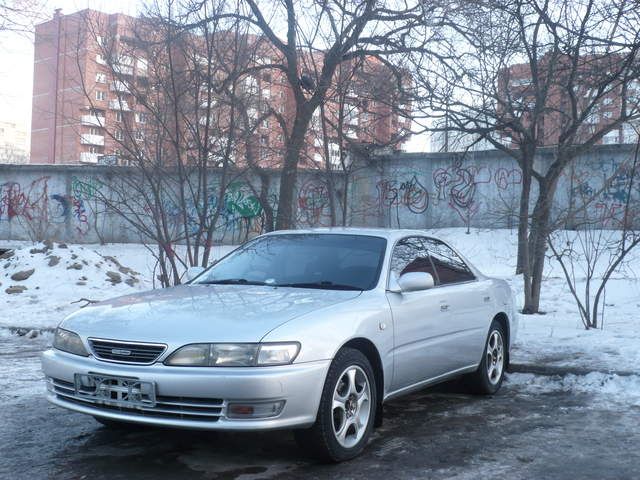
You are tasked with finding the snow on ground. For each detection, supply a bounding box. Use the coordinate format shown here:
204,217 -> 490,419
2,228 -> 639,376
0,240 -> 235,330
506,372 -> 640,408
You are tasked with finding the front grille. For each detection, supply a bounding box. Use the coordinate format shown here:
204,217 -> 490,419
48,377 -> 224,422
88,338 -> 167,365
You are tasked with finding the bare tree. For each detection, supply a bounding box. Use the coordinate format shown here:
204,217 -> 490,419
548,140 -> 640,328
311,55 -> 412,226
413,0 -> 640,313
74,3 -> 263,286
187,0 -> 441,229
0,0 -> 44,33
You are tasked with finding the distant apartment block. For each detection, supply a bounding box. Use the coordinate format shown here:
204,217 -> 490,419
30,9 -> 410,166
0,120 -> 29,164
498,57 -> 640,147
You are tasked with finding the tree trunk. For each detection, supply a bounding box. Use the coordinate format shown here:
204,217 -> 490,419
275,115 -> 312,230
516,165 -> 532,275
523,178 -> 558,313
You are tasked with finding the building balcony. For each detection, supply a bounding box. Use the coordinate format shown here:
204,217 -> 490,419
79,151 -> 100,163
80,134 -> 105,146
110,81 -> 131,93
81,115 -> 105,127
113,64 -> 133,76
109,99 -> 131,111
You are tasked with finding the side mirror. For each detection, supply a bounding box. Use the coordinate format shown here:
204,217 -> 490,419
185,266 -> 205,282
397,272 -> 435,293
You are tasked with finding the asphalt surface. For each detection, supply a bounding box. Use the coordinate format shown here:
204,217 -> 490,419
1,333 -> 639,480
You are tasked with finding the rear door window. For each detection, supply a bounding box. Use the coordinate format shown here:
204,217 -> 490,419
422,238 -> 475,285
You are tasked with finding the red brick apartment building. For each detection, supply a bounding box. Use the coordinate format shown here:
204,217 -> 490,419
497,55 -> 640,147
30,9 -> 411,166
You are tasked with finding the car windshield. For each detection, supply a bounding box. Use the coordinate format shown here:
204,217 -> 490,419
196,234 -> 387,291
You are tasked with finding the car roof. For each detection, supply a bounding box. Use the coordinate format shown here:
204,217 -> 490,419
263,227 -> 443,242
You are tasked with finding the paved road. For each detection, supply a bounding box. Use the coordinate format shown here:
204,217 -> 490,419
2,333 -> 639,480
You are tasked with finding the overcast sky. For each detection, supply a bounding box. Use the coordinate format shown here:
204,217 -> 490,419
0,0 -> 429,152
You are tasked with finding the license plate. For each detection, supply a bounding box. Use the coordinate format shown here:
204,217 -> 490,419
74,373 -> 156,408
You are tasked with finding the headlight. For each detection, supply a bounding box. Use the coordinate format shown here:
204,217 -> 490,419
164,342 -> 300,367
53,328 -> 89,357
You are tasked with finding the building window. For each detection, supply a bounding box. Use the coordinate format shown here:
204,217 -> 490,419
96,54 -> 107,65
262,119 -> 269,129
96,72 -> 107,83
135,130 -> 144,141
277,105 -> 284,113
89,127 -> 101,135
115,111 -> 123,122
603,111 -> 613,119
135,112 -> 148,124
95,90 -> 106,101
115,130 -> 124,141
89,146 -> 101,153
243,75 -> 258,95
259,135 -> 268,146
262,73 -> 271,83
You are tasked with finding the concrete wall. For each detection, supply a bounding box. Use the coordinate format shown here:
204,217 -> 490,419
348,144 -> 639,231
1,144 -> 638,244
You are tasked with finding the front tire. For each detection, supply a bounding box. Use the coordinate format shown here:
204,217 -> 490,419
294,347 -> 377,462
466,320 -> 507,395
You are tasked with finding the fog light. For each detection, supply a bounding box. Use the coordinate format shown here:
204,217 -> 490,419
227,400 -> 285,419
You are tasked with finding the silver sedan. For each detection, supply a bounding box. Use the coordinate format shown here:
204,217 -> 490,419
42,228 -> 517,462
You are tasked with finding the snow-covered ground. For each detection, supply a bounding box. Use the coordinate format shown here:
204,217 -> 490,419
0,241 -> 234,331
2,228 -> 639,375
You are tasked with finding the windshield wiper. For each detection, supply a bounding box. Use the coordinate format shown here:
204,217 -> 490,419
199,278 -> 270,286
276,281 -> 362,291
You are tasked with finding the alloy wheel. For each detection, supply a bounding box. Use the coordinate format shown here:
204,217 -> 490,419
486,330 -> 504,385
331,365 -> 371,448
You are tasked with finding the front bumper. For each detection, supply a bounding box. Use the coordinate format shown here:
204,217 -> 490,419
41,349 -> 330,430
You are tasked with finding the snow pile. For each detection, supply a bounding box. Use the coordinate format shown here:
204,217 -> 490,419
507,372 -> 640,408
0,241 -> 151,330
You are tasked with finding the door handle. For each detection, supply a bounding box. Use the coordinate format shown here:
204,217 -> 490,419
440,304 -> 449,311
484,296 -> 491,303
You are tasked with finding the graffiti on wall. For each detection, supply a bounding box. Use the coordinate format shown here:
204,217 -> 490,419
2,150 -> 637,244
297,179 -> 331,226
0,175 -> 97,238
368,161 -> 523,228
567,158 -> 640,227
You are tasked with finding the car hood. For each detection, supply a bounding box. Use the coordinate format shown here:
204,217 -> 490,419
61,284 -> 361,345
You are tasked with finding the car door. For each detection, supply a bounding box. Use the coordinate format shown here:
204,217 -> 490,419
387,236 -> 456,391
422,238 -> 493,370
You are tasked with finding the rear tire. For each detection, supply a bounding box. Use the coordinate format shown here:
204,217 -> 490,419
294,347 -> 377,462
465,320 -> 507,395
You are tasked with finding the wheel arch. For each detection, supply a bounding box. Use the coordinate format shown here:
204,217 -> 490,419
340,337 -> 385,427
492,312 -> 511,368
